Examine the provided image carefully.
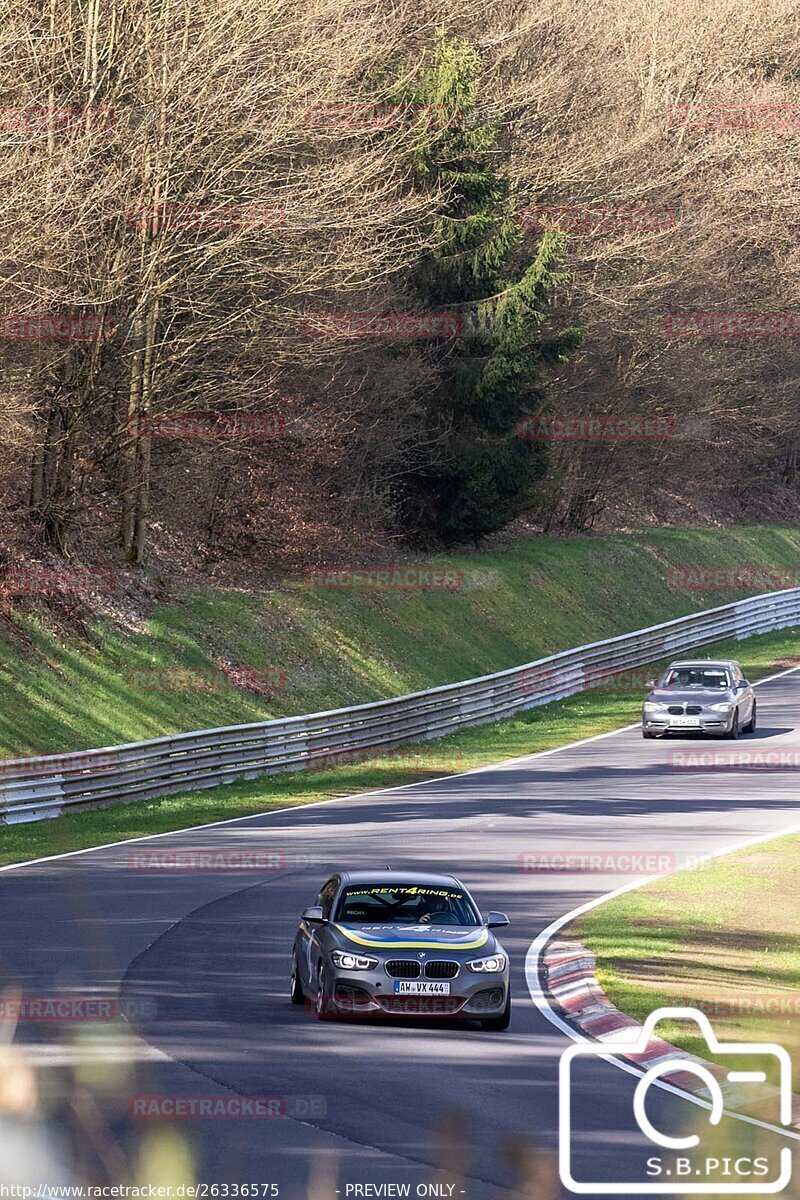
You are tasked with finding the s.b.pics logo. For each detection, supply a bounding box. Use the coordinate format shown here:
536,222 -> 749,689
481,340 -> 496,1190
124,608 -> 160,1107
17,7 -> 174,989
559,1007 -> 793,1194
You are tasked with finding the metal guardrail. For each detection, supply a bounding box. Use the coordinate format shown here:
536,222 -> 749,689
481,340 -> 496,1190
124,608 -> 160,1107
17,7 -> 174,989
1,588 -> 799,825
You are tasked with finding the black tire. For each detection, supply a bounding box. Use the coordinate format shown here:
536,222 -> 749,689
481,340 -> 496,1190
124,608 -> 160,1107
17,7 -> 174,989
314,963 -> 333,1020
642,730 -> 657,740
726,710 -> 740,740
743,701 -> 757,734
481,994 -> 511,1031
290,950 -> 305,1005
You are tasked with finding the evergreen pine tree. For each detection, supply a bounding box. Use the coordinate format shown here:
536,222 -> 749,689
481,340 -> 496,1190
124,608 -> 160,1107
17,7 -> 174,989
396,32 -> 582,543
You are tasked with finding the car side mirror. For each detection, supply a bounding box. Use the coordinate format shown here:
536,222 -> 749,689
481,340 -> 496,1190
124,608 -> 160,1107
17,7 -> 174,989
737,680 -> 748,689
486,911 -> 509,929
302,905 -> 325,924
645,679 -> 656,690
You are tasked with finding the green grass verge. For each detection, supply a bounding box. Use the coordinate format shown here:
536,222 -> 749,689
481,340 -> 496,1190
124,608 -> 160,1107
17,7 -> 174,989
0,625 -> 796,871
2,524 -> 800,757
573,830 -> 800,1089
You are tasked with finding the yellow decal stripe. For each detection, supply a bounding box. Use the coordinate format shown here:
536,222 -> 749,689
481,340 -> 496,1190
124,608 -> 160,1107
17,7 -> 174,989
335,925 -> 489,950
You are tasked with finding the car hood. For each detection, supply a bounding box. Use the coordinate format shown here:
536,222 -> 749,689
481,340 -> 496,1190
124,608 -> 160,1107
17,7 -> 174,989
331,922 -> 496,953
647,688 -> 735,705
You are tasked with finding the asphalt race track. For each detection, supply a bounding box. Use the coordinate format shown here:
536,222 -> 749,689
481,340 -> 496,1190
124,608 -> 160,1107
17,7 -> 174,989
3,666 -> 800,1198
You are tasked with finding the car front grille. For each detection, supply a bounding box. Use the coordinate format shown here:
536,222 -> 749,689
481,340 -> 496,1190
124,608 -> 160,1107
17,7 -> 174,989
667,705 -> 684,715
385,959 -> 421,978
686,705 -> 702,715
424,961 -> 459,979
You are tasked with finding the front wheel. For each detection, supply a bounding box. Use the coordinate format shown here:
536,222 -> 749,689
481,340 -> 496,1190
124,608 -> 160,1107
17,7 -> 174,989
642,730 -> 657,740
743,701 -> 757,734
290,950 -> 305,1005
726,710 -> 740,740
481,994 -> 511,1031
315,964 -> 333,1020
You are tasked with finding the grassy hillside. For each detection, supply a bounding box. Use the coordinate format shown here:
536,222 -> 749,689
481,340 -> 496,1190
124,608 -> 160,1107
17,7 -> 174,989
2,524 -> 800,756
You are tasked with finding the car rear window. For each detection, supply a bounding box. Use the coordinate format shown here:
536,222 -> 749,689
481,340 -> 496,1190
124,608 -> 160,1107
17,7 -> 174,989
335,884 -> 480,926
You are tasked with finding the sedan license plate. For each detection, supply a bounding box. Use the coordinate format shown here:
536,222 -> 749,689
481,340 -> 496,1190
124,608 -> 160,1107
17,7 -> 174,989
670,716 -> 701,727
393,980 -> 451,995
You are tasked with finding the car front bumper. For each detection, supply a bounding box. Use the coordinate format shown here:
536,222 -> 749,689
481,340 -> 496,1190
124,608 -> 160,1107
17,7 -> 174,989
642,710 -> 736,735
321,963 -> 509,1019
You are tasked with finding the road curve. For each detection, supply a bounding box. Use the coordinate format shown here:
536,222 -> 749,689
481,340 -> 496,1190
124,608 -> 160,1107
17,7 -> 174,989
3,666 -> 800,1199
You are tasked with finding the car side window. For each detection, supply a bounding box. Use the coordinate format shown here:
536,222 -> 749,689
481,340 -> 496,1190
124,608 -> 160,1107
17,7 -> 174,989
317,878 -> 339,918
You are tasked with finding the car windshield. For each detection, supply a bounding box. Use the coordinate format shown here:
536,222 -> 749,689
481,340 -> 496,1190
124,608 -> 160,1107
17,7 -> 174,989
661,667 -> 731,690
335,884 -> 480,926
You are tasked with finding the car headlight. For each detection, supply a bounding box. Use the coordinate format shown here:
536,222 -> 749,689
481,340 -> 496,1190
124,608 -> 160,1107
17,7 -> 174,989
708,701 -> 733,712
467,953 -> 507,973
330,950 -> 378,971
643,702 -> 666,713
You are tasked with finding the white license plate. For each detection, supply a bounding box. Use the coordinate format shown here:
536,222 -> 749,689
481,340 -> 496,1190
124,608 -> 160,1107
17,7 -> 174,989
393,981 -> 451,995
670,716 -> 701,727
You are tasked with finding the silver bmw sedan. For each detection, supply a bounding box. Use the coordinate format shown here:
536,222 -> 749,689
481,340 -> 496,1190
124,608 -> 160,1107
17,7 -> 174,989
642,658 -> 756,739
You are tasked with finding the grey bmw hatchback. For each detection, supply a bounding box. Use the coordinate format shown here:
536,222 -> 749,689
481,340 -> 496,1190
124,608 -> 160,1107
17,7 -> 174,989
290,870 -> 511,1029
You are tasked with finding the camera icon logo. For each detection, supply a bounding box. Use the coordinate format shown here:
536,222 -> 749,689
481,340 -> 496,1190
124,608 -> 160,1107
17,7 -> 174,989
559,1006 -> 793,1194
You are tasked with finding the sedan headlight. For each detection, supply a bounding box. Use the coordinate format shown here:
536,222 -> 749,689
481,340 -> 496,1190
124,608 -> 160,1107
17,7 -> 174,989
467,953 -> 507,973
643,702 -> 666,713
330,950 -> 378,971
708,701 -> 733,712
